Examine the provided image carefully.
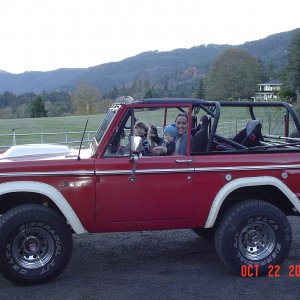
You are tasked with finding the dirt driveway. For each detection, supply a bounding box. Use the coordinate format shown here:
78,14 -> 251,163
0,217 -> 299,300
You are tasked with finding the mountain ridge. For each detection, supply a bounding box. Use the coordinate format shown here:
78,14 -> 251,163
0,28 -> 299,94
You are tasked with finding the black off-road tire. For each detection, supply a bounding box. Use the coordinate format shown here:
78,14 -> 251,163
214,200 -> 292,276
0,204 -> 73,285
192,228 -> 215,240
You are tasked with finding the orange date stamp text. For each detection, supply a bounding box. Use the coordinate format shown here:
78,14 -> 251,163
241,264 -> 300,277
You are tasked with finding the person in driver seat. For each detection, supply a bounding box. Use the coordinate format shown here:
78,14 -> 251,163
134,121 -> 151,156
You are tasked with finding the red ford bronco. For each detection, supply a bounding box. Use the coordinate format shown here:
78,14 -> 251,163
0,97 -> 299,284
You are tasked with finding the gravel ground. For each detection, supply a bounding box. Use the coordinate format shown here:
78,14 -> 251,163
0,217 -> 299,300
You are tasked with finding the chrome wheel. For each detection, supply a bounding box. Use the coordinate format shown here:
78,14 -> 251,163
11,227 -> 55,269
238,221 -> 275,260
0,204 -> 73,285
215,200 -> 292,276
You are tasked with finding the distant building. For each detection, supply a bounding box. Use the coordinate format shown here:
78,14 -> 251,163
254,80 -> 283,101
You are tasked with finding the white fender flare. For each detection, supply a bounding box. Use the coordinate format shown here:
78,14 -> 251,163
0,181 -> 87,234
205,176 -> 300,228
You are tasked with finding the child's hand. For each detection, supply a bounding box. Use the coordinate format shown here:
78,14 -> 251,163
152,146 -> 167,155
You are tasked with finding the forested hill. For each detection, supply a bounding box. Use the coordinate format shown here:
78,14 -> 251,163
0,28 -> 298,94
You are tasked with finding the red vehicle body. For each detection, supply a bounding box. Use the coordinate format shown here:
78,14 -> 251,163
0,97 -> 299,284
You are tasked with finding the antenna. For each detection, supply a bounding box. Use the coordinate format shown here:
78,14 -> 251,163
77,119 -> 89,161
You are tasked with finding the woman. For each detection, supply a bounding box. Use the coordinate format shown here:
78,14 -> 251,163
151,112 -> 190,156
174,112 -> 189,155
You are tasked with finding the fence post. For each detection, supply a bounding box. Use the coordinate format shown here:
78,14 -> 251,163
12,129 -> 16,146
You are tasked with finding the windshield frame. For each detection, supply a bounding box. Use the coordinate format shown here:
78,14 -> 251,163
91,104 -> 121,153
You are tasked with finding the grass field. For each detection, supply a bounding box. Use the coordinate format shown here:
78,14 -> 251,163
0,114 -> 105,147
0,114 -> 105,133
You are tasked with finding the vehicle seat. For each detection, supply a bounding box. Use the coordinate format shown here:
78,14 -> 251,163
233,120 -> 263,147
192,115 -> 209,153
191,123 -> 201,136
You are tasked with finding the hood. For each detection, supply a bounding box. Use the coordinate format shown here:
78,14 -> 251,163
0,144 -> 74,161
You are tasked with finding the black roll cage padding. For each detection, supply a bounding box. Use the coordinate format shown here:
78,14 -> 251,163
206,102 -> 220,152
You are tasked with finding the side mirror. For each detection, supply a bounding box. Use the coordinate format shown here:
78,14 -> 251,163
129,136 -> 142,182
130,136 -> 142,153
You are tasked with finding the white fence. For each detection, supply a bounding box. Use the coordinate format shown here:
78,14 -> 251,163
0,130 -> 96,149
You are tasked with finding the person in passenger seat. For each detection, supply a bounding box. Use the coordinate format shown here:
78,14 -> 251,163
152,124 -> 178,156
174,112 -> 190,155
150,112 -> 191,156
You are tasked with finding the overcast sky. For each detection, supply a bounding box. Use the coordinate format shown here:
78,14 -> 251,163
0,0 -> 299,74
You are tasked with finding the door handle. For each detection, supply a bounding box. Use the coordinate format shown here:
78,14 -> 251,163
175,159 -> 192,163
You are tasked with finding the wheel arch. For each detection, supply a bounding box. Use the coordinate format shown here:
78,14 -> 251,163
0,181 -> 87,234
205,176 -> 300,228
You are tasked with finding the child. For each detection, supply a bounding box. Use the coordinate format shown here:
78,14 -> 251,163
152,124 -> 178,156
134,121 -> 151,156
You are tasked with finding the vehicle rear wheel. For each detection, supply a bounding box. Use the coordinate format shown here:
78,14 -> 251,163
0,204 -> 73,285
214,200 -> 292,276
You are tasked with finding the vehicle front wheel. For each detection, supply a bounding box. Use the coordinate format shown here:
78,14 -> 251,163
215,200 -> 292,276
0,204 -> 73,285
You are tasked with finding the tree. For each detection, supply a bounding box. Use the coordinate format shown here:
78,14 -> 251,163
194,78 -> 206,99
0,91 -> 15,107
128,78 -> 151,99
70,82 -> 102,115
15,103 -> 29,118
205,48 -> 264,100
41,91 -> 71,116
144,87 -> 159,98
144,88 -> 153,98
266,63 -> 276,81
31,96 -> 48,118
97,99 -> 113,113
280,30 -> 300,103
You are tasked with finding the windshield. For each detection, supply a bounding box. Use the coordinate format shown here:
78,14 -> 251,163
91,105 -> 120,152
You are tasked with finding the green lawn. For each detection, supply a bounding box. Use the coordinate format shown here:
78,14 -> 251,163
0,114 -> 105,148
0,114 -> 104,133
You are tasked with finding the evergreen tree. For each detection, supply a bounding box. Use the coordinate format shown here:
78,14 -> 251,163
195,78 -> 206,99
144,88 -> 154,98
31,96 -> 48,118
281,30 -> 300,103
267,63 -> 276,81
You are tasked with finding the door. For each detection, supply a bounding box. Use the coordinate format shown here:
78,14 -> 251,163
95,155 -> 194,231
94,104 -> 194,232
